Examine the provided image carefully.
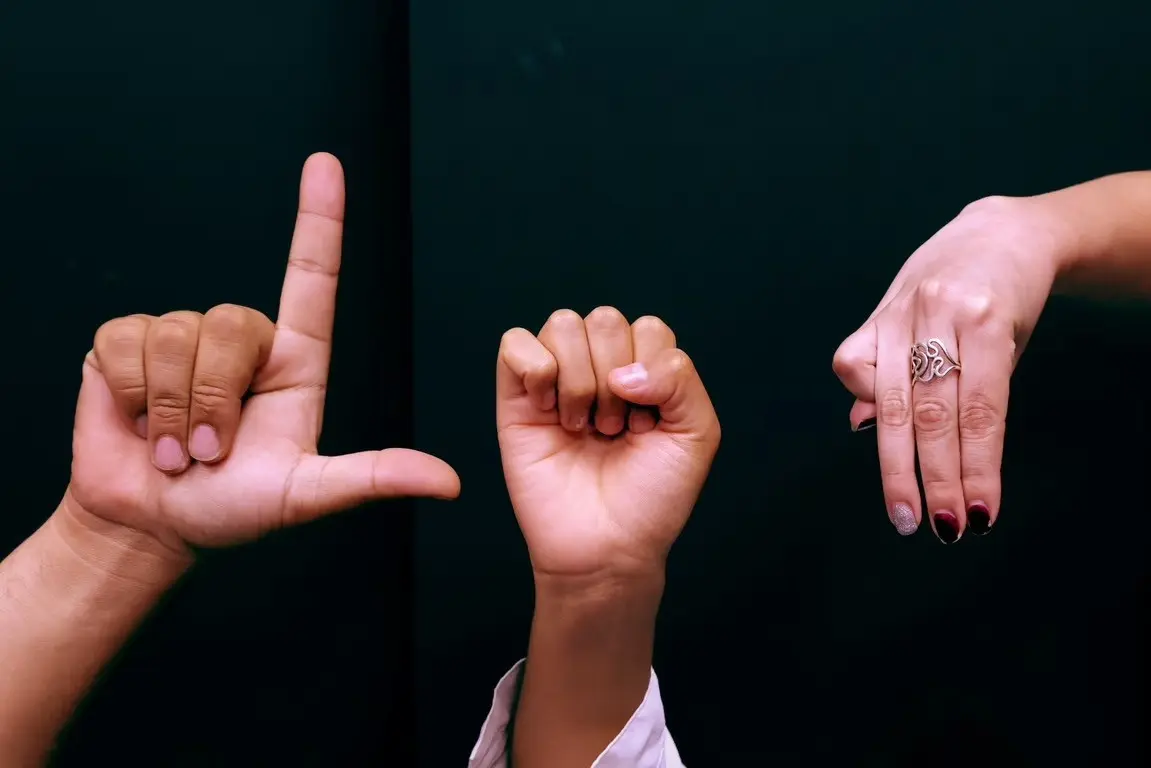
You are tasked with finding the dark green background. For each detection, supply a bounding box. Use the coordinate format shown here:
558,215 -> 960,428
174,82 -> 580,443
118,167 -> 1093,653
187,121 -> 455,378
2,0 -> 1148,764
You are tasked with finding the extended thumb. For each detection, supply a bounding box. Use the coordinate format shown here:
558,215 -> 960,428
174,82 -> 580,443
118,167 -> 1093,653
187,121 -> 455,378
285,449 -> 461,526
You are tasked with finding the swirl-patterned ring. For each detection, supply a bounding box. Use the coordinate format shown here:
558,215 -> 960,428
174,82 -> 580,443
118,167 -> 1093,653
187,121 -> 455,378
910,338 -> 961,384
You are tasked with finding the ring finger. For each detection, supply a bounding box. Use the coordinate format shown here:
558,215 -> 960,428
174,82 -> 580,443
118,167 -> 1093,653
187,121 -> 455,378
910,318 -> 965,544
144,311 -> 203,473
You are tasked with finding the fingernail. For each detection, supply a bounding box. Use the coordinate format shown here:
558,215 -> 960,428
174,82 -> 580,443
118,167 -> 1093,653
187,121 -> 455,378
134,414 -> 148,438
933,511 -> 961,544
967,503 -> 993,536
613,363 -> 648,389
189,425 -> 221,462
854,417 -> 876,432
597,415 -> 624,435
153,435 -> 186,471
541,388 -> 556,411
890,502 -> 918,535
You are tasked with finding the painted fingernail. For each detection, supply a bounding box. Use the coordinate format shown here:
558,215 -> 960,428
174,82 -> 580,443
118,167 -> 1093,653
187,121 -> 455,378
189,425 -> 221,462
933,511 -> 961,544
967,503 -> 993,536
153,435 -> 186,472
890,502 -> 917,535
854,417 -> 876,432
612,363 -> 648,389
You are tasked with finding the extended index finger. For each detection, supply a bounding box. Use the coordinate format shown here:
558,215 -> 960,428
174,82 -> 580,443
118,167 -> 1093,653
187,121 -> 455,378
275,153 -> 346,367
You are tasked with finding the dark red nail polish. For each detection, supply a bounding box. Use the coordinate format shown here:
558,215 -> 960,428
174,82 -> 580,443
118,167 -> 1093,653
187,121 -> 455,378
933,511 -> 961,544
854,417 -> 876,432
967,504 -> 993,536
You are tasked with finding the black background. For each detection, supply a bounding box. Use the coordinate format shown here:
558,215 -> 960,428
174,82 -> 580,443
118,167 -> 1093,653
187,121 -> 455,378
3,0 -> 1149,765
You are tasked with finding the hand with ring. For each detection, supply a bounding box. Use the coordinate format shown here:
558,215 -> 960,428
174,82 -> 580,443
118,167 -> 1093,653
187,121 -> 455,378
832,196 -> 1069,543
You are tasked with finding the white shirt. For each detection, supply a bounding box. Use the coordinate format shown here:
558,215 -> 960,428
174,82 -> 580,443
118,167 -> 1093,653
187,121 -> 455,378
468,660 -> 684,767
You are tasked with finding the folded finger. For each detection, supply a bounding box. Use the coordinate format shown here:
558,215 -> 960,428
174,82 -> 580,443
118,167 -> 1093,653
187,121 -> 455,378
497,327 -> 558,428
538,310 -> 595,432
584,306 -> 633,436
832,322 -> 878,403
144,311 -> 203,474
92,314 -> 154,436
188,304 -> 275,463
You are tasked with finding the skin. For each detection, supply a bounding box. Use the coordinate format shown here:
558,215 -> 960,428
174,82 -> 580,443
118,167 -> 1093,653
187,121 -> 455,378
833,172 -> 1151,543
0,153 -> 459,766
497,308 -> 721,767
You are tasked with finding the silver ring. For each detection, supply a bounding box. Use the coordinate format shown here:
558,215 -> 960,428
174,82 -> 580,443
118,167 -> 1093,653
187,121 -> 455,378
910,338 -> 961,384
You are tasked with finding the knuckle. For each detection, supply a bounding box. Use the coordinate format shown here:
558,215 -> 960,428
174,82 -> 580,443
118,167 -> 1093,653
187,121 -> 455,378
878,389 -> 911,428
149,392 -> 191,419
919,278 -> 945,302
545,308 -> 583,331
152,314 -> 200,349
663,348 -> 695,377
191,374 -> 236,411
584,305 -> 627,330
204,303 -> 252,337
95,315 -> 150,354
958,391 -> 1003,439
525,357 -> 558,387
913,395 -> 956,437
832,340 -> 867,379
632,314 -> 672,338
955,290 -> 996,326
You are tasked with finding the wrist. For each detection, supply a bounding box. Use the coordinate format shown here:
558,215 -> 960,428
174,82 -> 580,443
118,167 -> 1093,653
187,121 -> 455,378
963,194 -> 1078,281
532,566 -> 666,613
50,491 -> 192,594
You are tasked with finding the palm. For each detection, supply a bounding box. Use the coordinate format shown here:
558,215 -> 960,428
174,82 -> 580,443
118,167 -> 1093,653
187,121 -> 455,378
499,410 -> 703,577
73,370 -> 321,547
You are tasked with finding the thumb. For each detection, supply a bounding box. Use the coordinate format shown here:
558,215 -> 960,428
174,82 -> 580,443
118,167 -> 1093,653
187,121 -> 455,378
608,348 -> 719,441
284,448 -> 461,526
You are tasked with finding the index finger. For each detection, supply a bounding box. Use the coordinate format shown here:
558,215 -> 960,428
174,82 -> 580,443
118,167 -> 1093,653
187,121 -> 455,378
275,152 -> 346,367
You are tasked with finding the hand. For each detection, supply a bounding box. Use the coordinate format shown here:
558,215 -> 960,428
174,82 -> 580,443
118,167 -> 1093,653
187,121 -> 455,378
832,196 -> 1065,543
496,308 -> 720,584
68,153 -> 460,556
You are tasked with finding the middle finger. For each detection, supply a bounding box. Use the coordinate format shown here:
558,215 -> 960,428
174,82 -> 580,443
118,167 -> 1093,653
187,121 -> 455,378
584,306 -> 633,436
911,319 -> 965,544
145,311 -> 203,474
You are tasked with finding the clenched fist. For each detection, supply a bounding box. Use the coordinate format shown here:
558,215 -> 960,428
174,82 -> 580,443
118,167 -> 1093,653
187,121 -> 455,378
67,153 -> 460,556
496,307 -> 720,583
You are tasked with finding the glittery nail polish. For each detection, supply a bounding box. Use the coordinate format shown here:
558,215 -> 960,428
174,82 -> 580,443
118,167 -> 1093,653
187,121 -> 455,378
933,511 -> 961,544
967,503 -> 993,536
890,502 -> 918,536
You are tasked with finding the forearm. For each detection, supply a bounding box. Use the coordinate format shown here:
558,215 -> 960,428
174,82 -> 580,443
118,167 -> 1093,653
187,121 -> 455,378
1026,171 -> 1151,294
0,494 -> 189,766
511,571 -> 664,768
